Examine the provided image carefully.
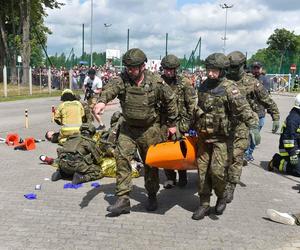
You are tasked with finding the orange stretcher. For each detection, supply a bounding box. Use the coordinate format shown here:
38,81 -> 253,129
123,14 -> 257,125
145,136 -> 197,170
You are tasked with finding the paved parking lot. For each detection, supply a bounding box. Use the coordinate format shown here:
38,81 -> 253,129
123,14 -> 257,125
0,94 -> 300,250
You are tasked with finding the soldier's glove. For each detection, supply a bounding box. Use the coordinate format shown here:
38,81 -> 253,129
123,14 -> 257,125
272,120 -> 280,134
249,126 -> 261,146
290,154 -> 298,165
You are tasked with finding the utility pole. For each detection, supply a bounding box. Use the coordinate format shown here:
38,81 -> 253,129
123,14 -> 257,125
90,0 -> 93,66
82,23 -> 85,59
198,37 -> 202,63
127,29 -> 130,51
165,33 -> 168,56
220,3 -> 233,54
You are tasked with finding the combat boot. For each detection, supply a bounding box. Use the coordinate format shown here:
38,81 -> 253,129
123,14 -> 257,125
192,205 -> 210,220
178,170 -> 188,188
51,170 -> 62,181
146,193 -> 158,211
72,173 -> 86,185
215,196 -> 227,215
107,197 -> 131,215
225,183 -> 236,204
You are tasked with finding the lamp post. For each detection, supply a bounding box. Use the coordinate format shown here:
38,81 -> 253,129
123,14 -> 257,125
220,3 -> 233,54
90,0 -> 93,66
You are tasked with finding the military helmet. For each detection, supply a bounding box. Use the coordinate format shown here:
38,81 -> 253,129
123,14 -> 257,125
80,123 -> 96,135
205,53 -> 230,69
227,51 -> 246,66
122,48 -> 147,66
110,111 -> 122,126
161,54 -> 180,69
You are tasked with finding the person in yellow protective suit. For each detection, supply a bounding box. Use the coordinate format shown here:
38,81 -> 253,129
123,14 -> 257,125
46,89 -> 85,144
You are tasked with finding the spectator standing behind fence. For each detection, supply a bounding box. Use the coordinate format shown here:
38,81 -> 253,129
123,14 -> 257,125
83,68 -> 105,130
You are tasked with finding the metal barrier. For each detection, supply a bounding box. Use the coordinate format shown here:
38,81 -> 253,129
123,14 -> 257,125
0,66 -> 77,98
266,74 -> 291,92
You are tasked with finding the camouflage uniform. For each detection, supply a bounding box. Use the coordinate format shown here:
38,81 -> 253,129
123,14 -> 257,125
53,124 -> 103,183
159,54 -> 197,187
229,72 -> 280,182
98,70 -> 177,197
192,53 -> 259,220
74,94 -> 94,123
226,51 -> 279,203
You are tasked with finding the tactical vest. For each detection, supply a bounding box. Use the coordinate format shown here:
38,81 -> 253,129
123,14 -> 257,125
174,78 -> 187,115
59,135 -> 95,164
118,76 -> 157,127
197,80 -> 230,136
160,76 -> 186,124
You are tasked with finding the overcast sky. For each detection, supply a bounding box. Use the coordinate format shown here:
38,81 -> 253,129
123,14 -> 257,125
45,0 -> 300,60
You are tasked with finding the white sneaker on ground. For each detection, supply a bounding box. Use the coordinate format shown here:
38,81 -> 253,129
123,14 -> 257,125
266,209 -> 296,225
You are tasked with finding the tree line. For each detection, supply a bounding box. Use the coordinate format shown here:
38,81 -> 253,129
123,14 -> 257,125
0,0 -> 63,83
248,28 -> 300,75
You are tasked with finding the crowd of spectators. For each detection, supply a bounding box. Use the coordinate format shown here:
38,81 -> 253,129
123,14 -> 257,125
31,65 -> 120,90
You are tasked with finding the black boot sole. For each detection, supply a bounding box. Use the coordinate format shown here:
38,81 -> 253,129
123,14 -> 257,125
107,206 -> 131,215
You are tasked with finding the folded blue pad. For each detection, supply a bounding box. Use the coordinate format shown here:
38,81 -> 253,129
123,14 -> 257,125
24,193 -> 37,200
91,182 -> 100,188
63,183 -> 83,189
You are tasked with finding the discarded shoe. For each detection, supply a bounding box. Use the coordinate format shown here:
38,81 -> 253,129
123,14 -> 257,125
266,209 -> 296,225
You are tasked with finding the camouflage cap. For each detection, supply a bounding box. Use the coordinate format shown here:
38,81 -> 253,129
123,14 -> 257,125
122,48 -> 147,66
161,54 -> 180,69
227,51 -> 246,66
80,123 -> 96,135
205,53 -> 230,69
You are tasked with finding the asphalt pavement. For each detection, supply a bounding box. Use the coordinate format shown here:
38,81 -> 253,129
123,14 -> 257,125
0,94 -> 300,250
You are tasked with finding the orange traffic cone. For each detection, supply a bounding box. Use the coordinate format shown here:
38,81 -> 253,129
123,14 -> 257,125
14,137 -> 36,151
145,136 -> 197,170
6,133 -> 20,146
